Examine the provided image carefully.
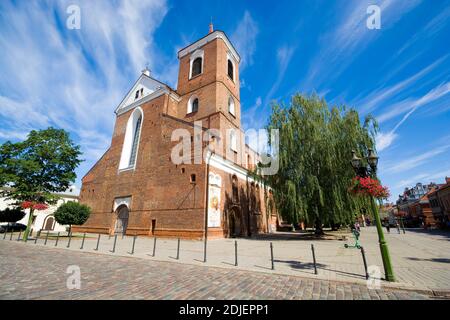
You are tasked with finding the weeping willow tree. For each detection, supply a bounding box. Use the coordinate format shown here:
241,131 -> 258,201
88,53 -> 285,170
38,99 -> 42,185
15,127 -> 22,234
258,94 -> 378,234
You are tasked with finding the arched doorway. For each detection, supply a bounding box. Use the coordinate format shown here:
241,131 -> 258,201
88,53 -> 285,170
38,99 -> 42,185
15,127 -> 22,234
114,205 -> 129,235
42,215 -> 55,231
228,207 -> 241,237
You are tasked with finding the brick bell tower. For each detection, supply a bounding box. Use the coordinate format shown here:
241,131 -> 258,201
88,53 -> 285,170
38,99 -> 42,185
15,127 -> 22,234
175,24 -> 242,140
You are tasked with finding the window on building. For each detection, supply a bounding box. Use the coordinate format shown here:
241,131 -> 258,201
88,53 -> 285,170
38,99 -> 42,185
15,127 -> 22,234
192,98 -> 199,113
228,96 -> 235,116
190,174 -> 196,183
129,115 -> 142,167
135,90 -> 139,99
232,175 -> 239,203
187,96 -> 199,114
192,57 -> 202,77
119,107 -> 144,170
230,129 -> 237,152
228,59 -> 234,80
140,88 -> 143,97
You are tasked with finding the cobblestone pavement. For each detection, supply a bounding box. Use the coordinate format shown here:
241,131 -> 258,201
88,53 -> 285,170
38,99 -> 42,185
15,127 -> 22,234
0,241 -> 436,300
2,226 -> 448,292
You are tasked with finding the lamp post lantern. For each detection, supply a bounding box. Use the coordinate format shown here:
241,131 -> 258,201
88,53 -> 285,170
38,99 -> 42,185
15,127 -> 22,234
350,149 -> 395,282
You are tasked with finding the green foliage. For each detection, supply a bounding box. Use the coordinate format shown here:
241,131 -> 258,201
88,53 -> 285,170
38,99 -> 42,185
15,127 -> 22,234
0,207 -> 25,223
54,201 -> 91,226
0,127 -> 82,238
0,127 -> 82,204
259,93 -> 379,228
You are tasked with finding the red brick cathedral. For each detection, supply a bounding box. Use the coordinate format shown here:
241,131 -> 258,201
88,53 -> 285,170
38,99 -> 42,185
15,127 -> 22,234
75,26 -> 278,239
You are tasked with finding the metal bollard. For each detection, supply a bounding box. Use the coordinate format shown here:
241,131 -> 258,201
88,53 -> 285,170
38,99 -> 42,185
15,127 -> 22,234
80,233 -> 86,250
17,231 -> 22,241
130,235 -> 137,255
34,233 -> 38,244
55,232 -> 60,246
235,240 -> 238,267
203,237 -> 207,263
176,238 -> 180,260
311,244 -> 318,275
10,231 -> 13,241
94,234 -> 101,251
270,242 -> 274,270
3,230 -> 6,240
67,232 -> 72,248
360,246 -> 369,280
44,231 -> 49,245
152,237 -> 157,257
111,234 -> 117,253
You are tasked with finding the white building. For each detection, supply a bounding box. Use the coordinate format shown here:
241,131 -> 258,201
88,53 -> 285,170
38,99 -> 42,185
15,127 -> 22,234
0,187 -> 79,233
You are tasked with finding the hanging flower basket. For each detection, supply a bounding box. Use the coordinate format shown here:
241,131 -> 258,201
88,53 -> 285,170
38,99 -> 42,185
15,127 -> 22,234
21,201 -> 49,211
349,176 -> 390,199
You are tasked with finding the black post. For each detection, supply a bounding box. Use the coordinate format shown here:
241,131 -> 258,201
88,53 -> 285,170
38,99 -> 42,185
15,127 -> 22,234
360,246 -> 369,280
80,233 -> 86,250
311,244 -> 318,275
130,235 -> 136,255
152,237 -> 157,257
401,218 -> 406,234
3,229 -> 7,240
55,232 -> 60,247
111,234 -> 117,253
270,242 -> 274,270
203,236 -> 207,263
44,231 -> 49,245
67,231 -> 72,248
17,231 -> 22,241
94,234 -> 101,251
34,233 -> 38,244
9,230 -> 13,241
176,238 -> 180,260
234,240 -> 238,267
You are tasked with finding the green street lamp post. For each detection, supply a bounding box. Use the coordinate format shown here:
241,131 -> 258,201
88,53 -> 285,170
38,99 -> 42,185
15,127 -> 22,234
351,149 -> 396,282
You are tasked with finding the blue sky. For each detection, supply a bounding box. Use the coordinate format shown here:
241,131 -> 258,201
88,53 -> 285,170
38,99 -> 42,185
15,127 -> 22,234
0,0 -> 449,202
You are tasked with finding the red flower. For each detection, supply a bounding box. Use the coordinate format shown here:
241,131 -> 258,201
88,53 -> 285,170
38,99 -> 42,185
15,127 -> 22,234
21,201 -> 49,211
349,176 -> 390,199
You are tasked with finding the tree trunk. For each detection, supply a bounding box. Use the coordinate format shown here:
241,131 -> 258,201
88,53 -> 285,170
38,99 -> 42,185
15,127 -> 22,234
23,208 -> 34,241
314,219 -> 324,235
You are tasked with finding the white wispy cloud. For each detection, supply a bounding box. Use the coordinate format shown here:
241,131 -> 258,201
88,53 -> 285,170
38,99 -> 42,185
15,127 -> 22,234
301,0 -> 422,91
394,168 -> 450,189
375,131 -> 398,152
264,45 -> 296,107
385,144 -> 450,174
230,11 -> 258,72
0,0 -> 171,185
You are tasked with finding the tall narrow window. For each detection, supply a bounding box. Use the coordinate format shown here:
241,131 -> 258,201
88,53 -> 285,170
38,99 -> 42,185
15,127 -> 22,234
230,129 -> 237,152
119,107 -> 144,170
192,98 -> 199,113
232,175 -> 239,203
192,57 -> 202,77
228,59 -> 234,80
228,96 -> 235,116
128,115 -> 142,166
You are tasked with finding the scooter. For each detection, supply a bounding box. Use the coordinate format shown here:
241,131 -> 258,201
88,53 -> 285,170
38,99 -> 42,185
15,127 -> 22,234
344,229 -> 361,249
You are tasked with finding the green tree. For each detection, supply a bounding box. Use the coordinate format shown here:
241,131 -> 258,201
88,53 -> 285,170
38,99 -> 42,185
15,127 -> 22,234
258,94 -> 378,235
0,207 -> 26,223
54,201 -> 91,235
0,127 -> 82,240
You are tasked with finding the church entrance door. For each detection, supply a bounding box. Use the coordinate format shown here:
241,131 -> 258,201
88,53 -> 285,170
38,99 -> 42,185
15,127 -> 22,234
114,205 -> 129,236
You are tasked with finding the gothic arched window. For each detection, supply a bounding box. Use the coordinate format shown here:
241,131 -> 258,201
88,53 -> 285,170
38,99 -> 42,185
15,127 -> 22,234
119,107 -> 144,170
192,57 -> 202,77
228,59 -> 234,80
192,98 -> 199,113
128,115 -> 142,166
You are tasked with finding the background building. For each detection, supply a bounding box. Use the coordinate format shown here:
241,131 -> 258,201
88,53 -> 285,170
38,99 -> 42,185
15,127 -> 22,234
0,187 -> 78,233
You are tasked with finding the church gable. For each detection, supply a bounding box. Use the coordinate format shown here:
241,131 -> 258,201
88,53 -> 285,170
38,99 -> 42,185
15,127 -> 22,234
115,73 -> 168,115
